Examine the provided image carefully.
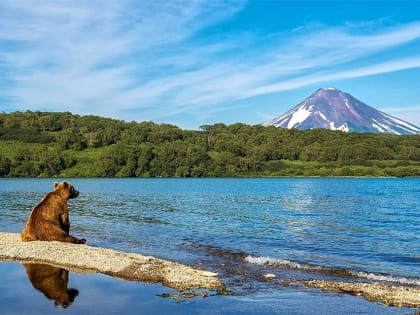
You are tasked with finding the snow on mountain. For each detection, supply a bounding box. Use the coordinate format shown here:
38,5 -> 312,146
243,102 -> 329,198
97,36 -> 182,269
263,88 -> 420,135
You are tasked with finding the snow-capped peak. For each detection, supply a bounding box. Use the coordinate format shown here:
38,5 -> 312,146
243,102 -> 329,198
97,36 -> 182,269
263,88 -> 420,135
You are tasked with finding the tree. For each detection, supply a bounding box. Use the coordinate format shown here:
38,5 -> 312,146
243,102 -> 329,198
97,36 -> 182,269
135,143 -> 154,177
56,128 -> 86,150
0,154 -> 11,176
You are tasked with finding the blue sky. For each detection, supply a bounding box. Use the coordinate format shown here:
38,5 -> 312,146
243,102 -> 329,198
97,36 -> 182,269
0,0 -> 419,129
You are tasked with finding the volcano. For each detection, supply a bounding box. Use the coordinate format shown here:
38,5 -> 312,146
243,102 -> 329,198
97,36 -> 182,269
263,88 -> 420,135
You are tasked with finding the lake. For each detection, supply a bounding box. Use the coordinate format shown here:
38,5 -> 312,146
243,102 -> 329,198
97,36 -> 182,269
0,178 -> 419,314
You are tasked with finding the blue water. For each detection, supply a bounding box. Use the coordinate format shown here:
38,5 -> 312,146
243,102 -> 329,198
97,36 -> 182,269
0,178 -> 419,314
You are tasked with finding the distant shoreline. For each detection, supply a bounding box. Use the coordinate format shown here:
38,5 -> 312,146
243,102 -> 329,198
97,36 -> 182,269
0,175 -> 414,179
1,112 -> 419,178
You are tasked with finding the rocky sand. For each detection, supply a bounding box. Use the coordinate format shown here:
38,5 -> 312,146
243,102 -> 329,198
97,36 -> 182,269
0,232 -> 223,291
301,279 -> 420,308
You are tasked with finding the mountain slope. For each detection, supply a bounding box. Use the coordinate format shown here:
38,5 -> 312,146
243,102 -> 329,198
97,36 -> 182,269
263,88 -> 420,135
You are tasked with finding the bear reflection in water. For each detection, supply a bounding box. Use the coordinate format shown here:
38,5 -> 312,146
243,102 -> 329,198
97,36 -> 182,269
23,263 -> 79,308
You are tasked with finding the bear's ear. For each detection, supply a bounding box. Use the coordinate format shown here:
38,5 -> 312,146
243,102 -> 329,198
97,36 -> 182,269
62,181 -> 69,189
54,182 -> 60,189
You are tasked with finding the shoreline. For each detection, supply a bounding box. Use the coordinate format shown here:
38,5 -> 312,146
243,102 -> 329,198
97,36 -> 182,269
1,232 -> 419,309
0,232 -> 224,291
300,279 -> 420,308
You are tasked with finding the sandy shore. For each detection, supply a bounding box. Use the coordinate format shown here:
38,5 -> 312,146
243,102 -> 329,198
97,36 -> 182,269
0,232 -> 224,291
301,279 -> 420,308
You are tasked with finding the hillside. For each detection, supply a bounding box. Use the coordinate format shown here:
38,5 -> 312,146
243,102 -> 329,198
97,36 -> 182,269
0,111 -> 419,177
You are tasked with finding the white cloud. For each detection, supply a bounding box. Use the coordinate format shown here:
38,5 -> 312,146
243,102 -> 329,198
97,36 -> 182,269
0,1 -> 244,114
384,105 -> 420,126
243,56 -> 420,99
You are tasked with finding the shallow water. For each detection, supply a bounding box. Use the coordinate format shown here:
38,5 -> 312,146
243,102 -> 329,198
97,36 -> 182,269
0,178 -> 419,314
0,262 -> 414,315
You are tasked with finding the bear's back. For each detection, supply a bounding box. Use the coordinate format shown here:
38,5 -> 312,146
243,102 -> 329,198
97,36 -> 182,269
31,191 -> 65,220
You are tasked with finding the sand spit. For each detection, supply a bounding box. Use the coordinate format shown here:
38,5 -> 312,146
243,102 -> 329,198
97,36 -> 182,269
301,279 -> 420,308
0,232 -> 224,291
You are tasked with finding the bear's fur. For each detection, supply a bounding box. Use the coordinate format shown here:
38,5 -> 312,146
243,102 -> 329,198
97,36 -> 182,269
21,181 -> 86,244
24,263 -> 79,308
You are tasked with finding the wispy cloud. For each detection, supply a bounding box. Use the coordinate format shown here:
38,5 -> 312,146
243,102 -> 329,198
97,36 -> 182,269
0,1 -> 246,116
385,105 -> 420,126
0,1 -> 419,125
243,56 -> 420,98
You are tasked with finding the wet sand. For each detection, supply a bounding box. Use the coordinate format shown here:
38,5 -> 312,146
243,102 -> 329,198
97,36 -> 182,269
301,279 -> 420,308
0,232 -> 223,291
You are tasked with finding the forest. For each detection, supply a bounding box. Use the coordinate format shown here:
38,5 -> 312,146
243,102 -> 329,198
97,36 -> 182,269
0,111 -> 419,177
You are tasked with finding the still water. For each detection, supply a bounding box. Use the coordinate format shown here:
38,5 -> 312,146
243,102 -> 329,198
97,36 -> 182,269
0,178 -> 419,314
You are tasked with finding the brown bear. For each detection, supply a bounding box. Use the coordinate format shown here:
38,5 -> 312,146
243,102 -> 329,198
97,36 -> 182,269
21,181 -> 86,244
24,263 -> 79,308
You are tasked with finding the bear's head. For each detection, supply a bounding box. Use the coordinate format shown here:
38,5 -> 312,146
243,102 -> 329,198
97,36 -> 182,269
54,288 -> 79,309
54,181 -> 79,199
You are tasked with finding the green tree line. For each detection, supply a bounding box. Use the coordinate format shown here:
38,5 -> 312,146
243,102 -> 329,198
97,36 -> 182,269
0,111 -> 419,177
